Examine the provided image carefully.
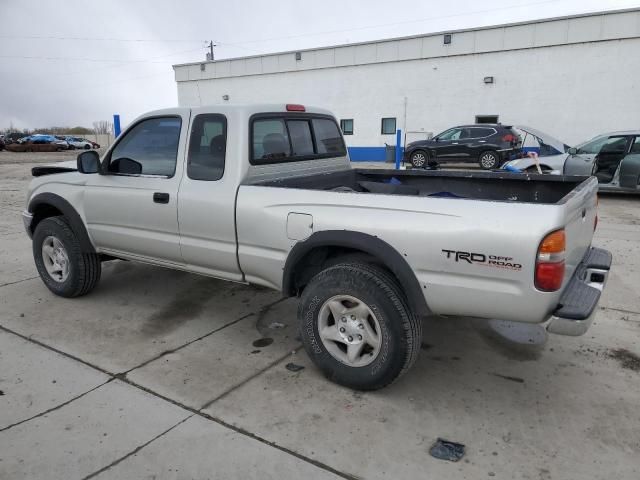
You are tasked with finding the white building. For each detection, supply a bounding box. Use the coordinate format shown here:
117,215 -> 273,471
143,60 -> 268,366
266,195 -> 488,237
173,8 -> 640,161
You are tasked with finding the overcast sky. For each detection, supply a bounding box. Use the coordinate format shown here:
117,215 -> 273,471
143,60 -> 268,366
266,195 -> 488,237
1,0 -> 638,130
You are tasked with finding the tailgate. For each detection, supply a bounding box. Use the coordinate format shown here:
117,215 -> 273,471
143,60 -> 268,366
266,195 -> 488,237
561,177 -> 599,283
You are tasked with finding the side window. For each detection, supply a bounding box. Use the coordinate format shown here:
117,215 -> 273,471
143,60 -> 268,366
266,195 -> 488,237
477,127 -> 496,137
599,137 -> 628,154
252,118 -> 291,161
438,128 -> 463,141
629,137 -> 640,154
381,117 -> 396,135
340,119 -> 354,135
312,118 -> 346,155
109,117 -> 181,176
187,114 -> 227,181
287,120 -> 314,156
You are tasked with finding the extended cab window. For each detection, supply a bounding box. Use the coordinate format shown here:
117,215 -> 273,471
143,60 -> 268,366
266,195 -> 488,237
108,117 -> 181,176
312,118 -> 345,155
187,114 -> 227,181
251,115 -> 346,164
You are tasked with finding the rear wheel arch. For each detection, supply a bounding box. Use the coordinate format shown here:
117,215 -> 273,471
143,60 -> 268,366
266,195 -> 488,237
283,230 -> 430,318
28,193 -> 95,253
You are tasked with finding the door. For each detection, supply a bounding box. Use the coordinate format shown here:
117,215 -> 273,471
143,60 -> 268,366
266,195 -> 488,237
83,111 -> 189,264
432,127 -> 464,159
463,126 -> 496,158
594,136 -> 631,183
619,136 -> 640,189
564,134 -> 609,176
177,112 -> 243,281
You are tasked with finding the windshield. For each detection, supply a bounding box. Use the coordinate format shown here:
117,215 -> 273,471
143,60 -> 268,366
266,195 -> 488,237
575,135 -> 611,154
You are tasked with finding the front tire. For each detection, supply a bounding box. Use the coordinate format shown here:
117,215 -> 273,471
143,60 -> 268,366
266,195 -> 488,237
478,150 -> 500,170
298,262 -> 421,390
33,216 -> 101,298
410,150 -> 428,168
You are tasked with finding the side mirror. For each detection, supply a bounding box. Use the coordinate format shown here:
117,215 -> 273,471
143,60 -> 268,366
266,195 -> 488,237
434,137 -> 439,142
567,147 -> 577,155
77,150 -> 100,174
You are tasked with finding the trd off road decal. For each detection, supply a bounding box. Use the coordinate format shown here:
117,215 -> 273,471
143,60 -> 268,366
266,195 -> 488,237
442,249 -> 522,270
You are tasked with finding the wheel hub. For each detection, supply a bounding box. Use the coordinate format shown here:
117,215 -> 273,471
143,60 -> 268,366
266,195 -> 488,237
318,295 -> 382,367
42,236 -> 70,282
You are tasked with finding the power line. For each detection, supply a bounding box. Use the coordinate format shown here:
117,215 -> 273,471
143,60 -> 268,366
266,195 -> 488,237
0,34 -> 202,43
0,53 -> 197,64
216,0 -> 561,47
0,0 -> 566,52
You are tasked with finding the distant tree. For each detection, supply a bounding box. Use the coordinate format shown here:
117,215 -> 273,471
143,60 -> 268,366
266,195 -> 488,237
93,120 -> 113,135
68,126 -> 93,134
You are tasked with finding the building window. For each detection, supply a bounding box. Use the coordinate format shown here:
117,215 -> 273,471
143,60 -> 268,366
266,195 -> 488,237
475,115 -> 499,124
444,34 -> 452,45
381,117 -> 396,135
340,119 -> 354,135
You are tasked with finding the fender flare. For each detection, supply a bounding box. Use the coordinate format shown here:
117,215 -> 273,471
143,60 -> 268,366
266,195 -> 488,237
283,230 -> 430,317
28,192 -> 96,253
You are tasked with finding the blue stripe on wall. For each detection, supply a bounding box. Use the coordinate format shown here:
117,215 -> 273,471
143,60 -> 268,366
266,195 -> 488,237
348,146 -> 405,162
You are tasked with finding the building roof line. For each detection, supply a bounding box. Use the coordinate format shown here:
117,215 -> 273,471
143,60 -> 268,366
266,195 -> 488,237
173,7 -> 640,68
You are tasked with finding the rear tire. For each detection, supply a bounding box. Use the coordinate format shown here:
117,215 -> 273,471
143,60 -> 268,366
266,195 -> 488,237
33,216 -> 101,298
478,150 -> 500,170
298,262 -> 421,390
410,150 -> 429,168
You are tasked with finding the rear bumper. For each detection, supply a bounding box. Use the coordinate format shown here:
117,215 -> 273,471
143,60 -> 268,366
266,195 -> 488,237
546,247 -> 612,336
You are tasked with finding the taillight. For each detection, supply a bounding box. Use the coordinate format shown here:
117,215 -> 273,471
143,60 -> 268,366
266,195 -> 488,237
535,229 -> 565,291
502,134 -> 515,142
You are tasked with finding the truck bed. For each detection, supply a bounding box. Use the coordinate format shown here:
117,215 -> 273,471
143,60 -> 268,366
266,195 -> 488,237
254,168 -> 588,204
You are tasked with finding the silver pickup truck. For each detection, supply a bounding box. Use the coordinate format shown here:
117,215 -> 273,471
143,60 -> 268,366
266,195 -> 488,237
23,104 -> 612,390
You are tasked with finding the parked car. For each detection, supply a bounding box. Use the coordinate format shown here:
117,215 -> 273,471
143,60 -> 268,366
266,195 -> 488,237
64,136 -> 94,150
53,136 -> 73,150
22,104 -> 611,390
4,132 -> 29,144
5,135 -> 67,152
564,131 -> 640,192
404,124 -> 522,170
0,136 -> 4,151
504,131 -> 640,192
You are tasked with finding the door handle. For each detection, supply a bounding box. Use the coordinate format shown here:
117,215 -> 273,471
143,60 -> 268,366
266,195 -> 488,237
153,192 -> 170,204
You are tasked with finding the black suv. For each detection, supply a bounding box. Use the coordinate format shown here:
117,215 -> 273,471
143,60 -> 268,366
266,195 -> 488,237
404,124 -> 522,170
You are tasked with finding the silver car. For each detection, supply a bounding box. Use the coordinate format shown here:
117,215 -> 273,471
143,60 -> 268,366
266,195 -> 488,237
504,130 -> 640,192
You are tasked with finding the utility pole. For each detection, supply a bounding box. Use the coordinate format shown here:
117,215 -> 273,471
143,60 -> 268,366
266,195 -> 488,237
206,40 -> 215,61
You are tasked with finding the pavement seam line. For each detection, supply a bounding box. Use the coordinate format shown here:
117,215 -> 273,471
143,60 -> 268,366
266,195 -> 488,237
0,378 -> 114,433
80,414 -> 195,480
0,324 -> 115,376
1,303 -> 357,479
199,345 -> 302,409
117,361 -> 358,480
601,306 -> 640,316
120,297 -> 287,375
0,276 -> 39,288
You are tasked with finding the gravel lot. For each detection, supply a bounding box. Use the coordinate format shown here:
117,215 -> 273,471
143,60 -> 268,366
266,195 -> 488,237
1,151 -> 639,479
